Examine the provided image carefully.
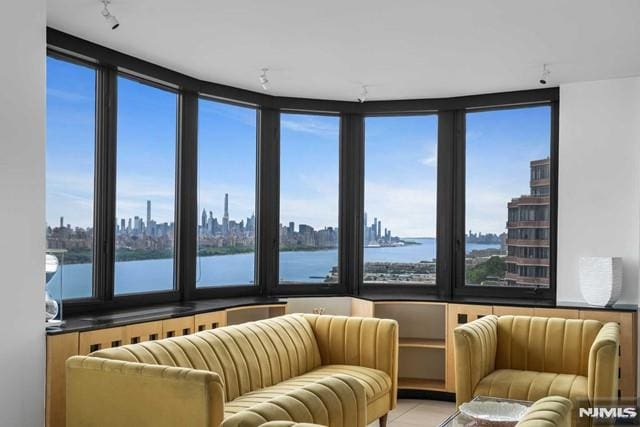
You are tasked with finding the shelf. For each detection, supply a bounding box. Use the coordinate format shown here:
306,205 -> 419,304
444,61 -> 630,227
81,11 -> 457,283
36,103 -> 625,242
399,337 -> 445,349
398,377 -> 446,391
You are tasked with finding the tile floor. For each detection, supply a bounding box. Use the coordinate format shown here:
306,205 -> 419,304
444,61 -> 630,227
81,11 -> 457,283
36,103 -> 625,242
367,399 -> 456,427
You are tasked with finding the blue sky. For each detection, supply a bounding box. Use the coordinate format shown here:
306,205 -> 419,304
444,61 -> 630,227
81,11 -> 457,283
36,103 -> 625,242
47,56 -> 550,237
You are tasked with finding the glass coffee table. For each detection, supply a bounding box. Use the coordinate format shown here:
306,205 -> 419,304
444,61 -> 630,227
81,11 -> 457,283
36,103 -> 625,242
439,396 -> 534,426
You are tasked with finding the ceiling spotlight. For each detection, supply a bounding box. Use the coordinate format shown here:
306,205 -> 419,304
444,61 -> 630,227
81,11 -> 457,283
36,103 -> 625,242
358,85 -> 368,103
259,68 -> 270,91
100,0 -> 120,30
539,64 -> 550,85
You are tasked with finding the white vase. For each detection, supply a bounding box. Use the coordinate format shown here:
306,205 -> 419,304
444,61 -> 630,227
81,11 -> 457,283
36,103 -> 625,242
579,257 -> 622,306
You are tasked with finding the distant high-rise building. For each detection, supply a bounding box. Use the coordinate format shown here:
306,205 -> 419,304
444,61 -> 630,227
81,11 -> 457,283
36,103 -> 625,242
222,193 -> 230,234
120,218 -> 125,232
505,158 -> 550,287
146,200 -> 151,231
377,220 -> 381,240
201,209 -> 207,230
59,216 -> 64,229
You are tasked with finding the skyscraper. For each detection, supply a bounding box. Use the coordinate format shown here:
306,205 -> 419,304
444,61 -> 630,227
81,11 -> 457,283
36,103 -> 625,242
146,200 -> 151,232
377,220 -> 382,240
222,193 -> 230,234
505,158 -> 550,287
59,216 -> 64,229
201,208 -> 207,230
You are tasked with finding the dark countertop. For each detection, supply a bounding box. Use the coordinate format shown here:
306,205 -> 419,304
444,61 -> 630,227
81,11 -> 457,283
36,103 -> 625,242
354,291 -> 637,312
46,296 -> 286,335
48,293 -> 637,336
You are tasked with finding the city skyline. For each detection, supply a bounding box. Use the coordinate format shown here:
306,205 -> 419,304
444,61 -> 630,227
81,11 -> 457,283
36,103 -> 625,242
47,56 -> 551,236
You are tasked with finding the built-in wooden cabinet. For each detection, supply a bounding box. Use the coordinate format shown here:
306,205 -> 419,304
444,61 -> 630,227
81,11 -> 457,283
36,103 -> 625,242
46,299 -> 637,427
45,304 -> 284,427
195,311 -> 227,332
374,301 -> 447,392
578,309 -> 637,400
446,304 -> 493,391
124,320 -> 163,345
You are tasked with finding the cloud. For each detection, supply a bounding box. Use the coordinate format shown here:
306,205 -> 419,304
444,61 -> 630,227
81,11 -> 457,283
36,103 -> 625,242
364,180 -> 437,237
199,100 -> 257,128
419,144 -> 438,167
281,116 -> 339,138
47,88 -> 92,103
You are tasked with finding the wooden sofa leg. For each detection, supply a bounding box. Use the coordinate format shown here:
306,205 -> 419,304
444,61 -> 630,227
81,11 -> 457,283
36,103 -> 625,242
379,413 -> 388,427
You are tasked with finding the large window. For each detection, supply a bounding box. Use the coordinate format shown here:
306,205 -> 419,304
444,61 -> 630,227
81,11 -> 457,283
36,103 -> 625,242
48,33 -> 558,310
46,56 -> 96,300
363,115 -> 438,285
114,76 -> 178,295
279,113 -> 340,284
465,105 -> 552,289
197,99 -> 257,287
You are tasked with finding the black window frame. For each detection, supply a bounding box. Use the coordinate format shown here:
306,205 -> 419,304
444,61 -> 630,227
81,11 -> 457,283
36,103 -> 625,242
273,110 -> 347,296
358,111 -> 448,298
452,102 -> 559,302
45,51 -> 102,305
111,71 -> 182,301
48,28 -> 558,315
192,94 -> 261,299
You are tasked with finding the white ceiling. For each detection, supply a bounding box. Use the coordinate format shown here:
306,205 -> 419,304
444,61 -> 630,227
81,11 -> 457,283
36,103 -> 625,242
48,0 -> 640,101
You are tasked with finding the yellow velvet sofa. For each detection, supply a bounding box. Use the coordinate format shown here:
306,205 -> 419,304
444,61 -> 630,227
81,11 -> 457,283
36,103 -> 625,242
258,396 -> 573,427
453,315 -> 620,427
66,314 -> 398,427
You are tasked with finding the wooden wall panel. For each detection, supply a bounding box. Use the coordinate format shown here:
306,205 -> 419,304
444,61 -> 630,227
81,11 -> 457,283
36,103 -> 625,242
46,332 -> 79,427
124,321 -> 163,344
195,311 -> 227,332
351,298 -> 374,317
162,316 -> 195,338
269,305 -> 287,318
533,308 -> 580,319
78,327 -> 125,355
446,304 -> 493,392
492,306 -> 535,316
579,310 -> 637,400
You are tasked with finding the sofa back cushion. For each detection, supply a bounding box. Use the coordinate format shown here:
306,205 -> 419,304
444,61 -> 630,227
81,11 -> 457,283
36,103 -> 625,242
496,316 -> 603,376
89,314 -> 322,401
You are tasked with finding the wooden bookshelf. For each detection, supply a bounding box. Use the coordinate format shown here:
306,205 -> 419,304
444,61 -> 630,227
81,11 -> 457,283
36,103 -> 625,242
399,337 -> 445,349
399,377 -> 446,391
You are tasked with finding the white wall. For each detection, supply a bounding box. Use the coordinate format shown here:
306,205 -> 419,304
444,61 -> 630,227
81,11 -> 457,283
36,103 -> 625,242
0,1 -> 46,426
557,77 -> 640,304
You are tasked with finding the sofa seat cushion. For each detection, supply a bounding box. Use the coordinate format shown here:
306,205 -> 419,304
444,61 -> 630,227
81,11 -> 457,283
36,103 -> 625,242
224,364 -> 391,418
474,369 -> 588,408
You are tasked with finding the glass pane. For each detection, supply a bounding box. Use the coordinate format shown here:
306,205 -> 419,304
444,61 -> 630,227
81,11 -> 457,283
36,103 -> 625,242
465,105 -> 551,288
46,56 -> 96,300
197,99 -> 257,287
364,115 -> 438,285
115,76 -> 177,295
279,114 -> 340,284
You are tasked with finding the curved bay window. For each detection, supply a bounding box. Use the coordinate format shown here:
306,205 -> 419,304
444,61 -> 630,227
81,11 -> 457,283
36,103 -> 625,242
48,29 -> 558,313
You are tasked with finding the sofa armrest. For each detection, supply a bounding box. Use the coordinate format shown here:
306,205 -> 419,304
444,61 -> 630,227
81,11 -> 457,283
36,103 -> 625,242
222,374 -> 366,427
517,396 -> 573,427
259,423 -> 325,427
588,321 -> 620,404
453,315 -> 498,406
300,314 -> 398,409
66,356 -> 225,427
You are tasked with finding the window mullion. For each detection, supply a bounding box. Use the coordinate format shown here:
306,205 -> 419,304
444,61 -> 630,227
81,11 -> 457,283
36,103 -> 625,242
94,66 -> 118,302
176,91 -> 198,301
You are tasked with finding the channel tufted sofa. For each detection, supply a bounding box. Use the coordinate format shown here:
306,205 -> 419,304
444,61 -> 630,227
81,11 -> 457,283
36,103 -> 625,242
66,313 -> 398,427
454,315 -> 619,427
257,396 -> 574,427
